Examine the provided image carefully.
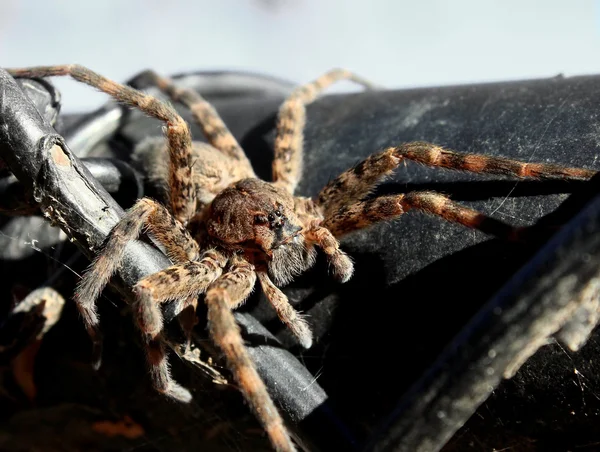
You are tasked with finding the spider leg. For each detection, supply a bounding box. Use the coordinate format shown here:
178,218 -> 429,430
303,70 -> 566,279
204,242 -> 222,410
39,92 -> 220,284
134,137 -> 256,214
75,198 -> 200,368
257,271 -> 312,348
323,191 -> 519,239
6,65 -> 197,224
273,69 -> 376,193
140,70 -> 255,178
133,250 -> 227,402
318,142 -> 597,218
145,337 -> 192,402
304,225 -> 354,283
134,250 -> 227,339
205,260 -> 295,452
318,147 -> 402,217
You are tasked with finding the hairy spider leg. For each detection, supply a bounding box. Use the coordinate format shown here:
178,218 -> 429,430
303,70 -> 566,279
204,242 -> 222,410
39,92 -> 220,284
205,259 -> 297,452
257,271 -> 313,348
323,191 -> 520,239
75,198 -> 200,368
318,141 -> 597,218
303,225 -> 354,282
273,68 -> 377,193
134,249 -> 227,402
6,65 -> 197,225
141,70 -> 255,178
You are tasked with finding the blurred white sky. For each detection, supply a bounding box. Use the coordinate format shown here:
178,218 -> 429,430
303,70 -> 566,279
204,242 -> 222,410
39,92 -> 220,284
1,0 -> 599,111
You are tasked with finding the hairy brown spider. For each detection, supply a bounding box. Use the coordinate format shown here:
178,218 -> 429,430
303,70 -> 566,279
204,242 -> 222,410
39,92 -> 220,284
6,65 -> 597,452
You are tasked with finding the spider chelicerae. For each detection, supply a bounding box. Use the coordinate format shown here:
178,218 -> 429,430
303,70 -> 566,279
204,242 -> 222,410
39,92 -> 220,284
6,65 -> 597,452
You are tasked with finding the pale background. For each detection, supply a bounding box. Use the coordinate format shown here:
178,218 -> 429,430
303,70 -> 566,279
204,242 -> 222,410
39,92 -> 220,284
1,0 -> 599,112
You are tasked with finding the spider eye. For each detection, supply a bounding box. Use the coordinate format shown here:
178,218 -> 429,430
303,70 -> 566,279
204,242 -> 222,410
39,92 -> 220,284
274,210 -> 281,217
267,213 -> 275,222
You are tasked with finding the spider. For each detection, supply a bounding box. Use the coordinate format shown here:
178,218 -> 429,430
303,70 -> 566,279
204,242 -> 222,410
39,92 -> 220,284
6,65 -> 597,452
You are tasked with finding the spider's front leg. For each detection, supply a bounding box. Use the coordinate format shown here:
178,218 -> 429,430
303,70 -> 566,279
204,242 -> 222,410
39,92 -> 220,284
315,149 -> 530,239
290,196 -> 354,283
75,198 -> 200,368
323,191 -> 520,240
133,249 -> 228,402
315,141 -> 598,240
257,270 -> 313,348
303,225 -> 354,282
205,257 -> 296,452
317,142 -> 596,219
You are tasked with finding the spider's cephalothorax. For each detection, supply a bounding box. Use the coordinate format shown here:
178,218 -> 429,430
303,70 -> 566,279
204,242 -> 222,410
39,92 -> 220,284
207,178 -> 302,253
6,65 -> 597,452
206,178 -> 320,286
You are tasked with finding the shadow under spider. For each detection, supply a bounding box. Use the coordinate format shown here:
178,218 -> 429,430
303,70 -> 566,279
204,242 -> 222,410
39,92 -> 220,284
279,239 -> 533,444
242,174 -> 600,443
